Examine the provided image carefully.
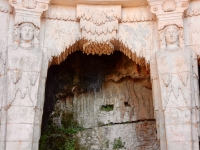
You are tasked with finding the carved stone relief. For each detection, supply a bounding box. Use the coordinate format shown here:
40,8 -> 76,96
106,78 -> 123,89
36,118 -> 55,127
6,22 -> 42,149
0,1 -> 199,149
43,5 -> 156,67
9,0 -> 49,10
77,4 -> 121,43
7,22 -> 42,107
152,25 -> 199,150
162,0 -> 176,12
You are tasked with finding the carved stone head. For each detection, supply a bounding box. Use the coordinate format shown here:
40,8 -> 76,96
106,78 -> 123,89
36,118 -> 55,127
14,22 -> 39,49
160,24 -> 181,50
164,25 -> 179,46
20,23 -> 34,43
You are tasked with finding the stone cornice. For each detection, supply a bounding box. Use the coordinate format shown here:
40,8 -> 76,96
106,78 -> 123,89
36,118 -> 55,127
43,5 -> 155,23
121,6 -> 155,23
9,0 -> 50,12
42,5 -> 76,21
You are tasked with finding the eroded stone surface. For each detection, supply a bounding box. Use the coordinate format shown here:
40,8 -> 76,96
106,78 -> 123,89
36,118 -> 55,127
75,122 -> 159,150
41,51 -> 158,149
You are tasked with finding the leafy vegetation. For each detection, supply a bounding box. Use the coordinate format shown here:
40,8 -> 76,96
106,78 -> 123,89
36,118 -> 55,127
113,137 -> 125,150
39,115 -> 84,150
100,105 -> 114,112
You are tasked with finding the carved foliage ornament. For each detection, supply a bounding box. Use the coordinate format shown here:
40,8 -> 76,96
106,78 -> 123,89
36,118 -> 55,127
162,0 -> 177,12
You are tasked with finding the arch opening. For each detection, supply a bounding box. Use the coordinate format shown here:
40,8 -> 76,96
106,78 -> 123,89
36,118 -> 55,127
40,50 -> 159,150
49,39 -> 149,69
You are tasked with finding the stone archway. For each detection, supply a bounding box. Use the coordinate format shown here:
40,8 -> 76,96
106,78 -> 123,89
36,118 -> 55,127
41,49 -> 159,149
2,0 -> 200,149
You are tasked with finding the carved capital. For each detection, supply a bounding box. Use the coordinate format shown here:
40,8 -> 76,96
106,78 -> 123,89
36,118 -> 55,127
147,0 -> 189,30
9,0 -> 50,11
9,0 -> 50,27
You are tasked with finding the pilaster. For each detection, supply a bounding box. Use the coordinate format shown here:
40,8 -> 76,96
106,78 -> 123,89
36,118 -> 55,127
148,0 -> 200,150
3,0 -> 50,150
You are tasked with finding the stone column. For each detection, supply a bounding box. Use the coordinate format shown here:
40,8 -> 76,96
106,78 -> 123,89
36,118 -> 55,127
2,0 -> 50,150
148,0 -> 200,150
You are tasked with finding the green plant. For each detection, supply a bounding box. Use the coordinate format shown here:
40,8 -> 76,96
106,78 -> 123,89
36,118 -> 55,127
39,118 -> 84,150
113,137 -> 125,150
100,105 -> 114,112
64,139 -> 75,150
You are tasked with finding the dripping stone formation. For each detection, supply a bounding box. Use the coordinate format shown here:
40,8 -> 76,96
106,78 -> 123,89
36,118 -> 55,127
0,0 -> 200,150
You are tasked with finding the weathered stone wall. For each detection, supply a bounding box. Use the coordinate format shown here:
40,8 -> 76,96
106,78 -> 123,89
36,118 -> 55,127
41,51 -> 159,149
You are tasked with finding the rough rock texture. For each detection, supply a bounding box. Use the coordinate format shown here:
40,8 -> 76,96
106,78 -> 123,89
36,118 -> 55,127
42,51 -> 159,149
75,121 -> 158,150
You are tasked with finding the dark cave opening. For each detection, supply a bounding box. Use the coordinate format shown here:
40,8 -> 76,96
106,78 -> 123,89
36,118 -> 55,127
40,50 -> 158,150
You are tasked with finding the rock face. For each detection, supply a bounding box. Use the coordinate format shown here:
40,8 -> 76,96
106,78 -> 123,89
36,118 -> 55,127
42,51 -> 159,149
75,122 -> 158,150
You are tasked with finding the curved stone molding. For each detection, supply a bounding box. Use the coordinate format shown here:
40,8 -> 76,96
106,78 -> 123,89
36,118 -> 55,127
82,41 -> 114,55
43,5 -> 76,21
121,6 -> 155,22
42,5 -> 156,67
44,17 -> 156,66
162,0 -> 176,12
77,4 -> 121,43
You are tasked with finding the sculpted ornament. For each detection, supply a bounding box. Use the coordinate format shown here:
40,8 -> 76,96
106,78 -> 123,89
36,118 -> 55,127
154,25 -> 199,150
162,0 -> 176,12
7,23 -> 42,107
